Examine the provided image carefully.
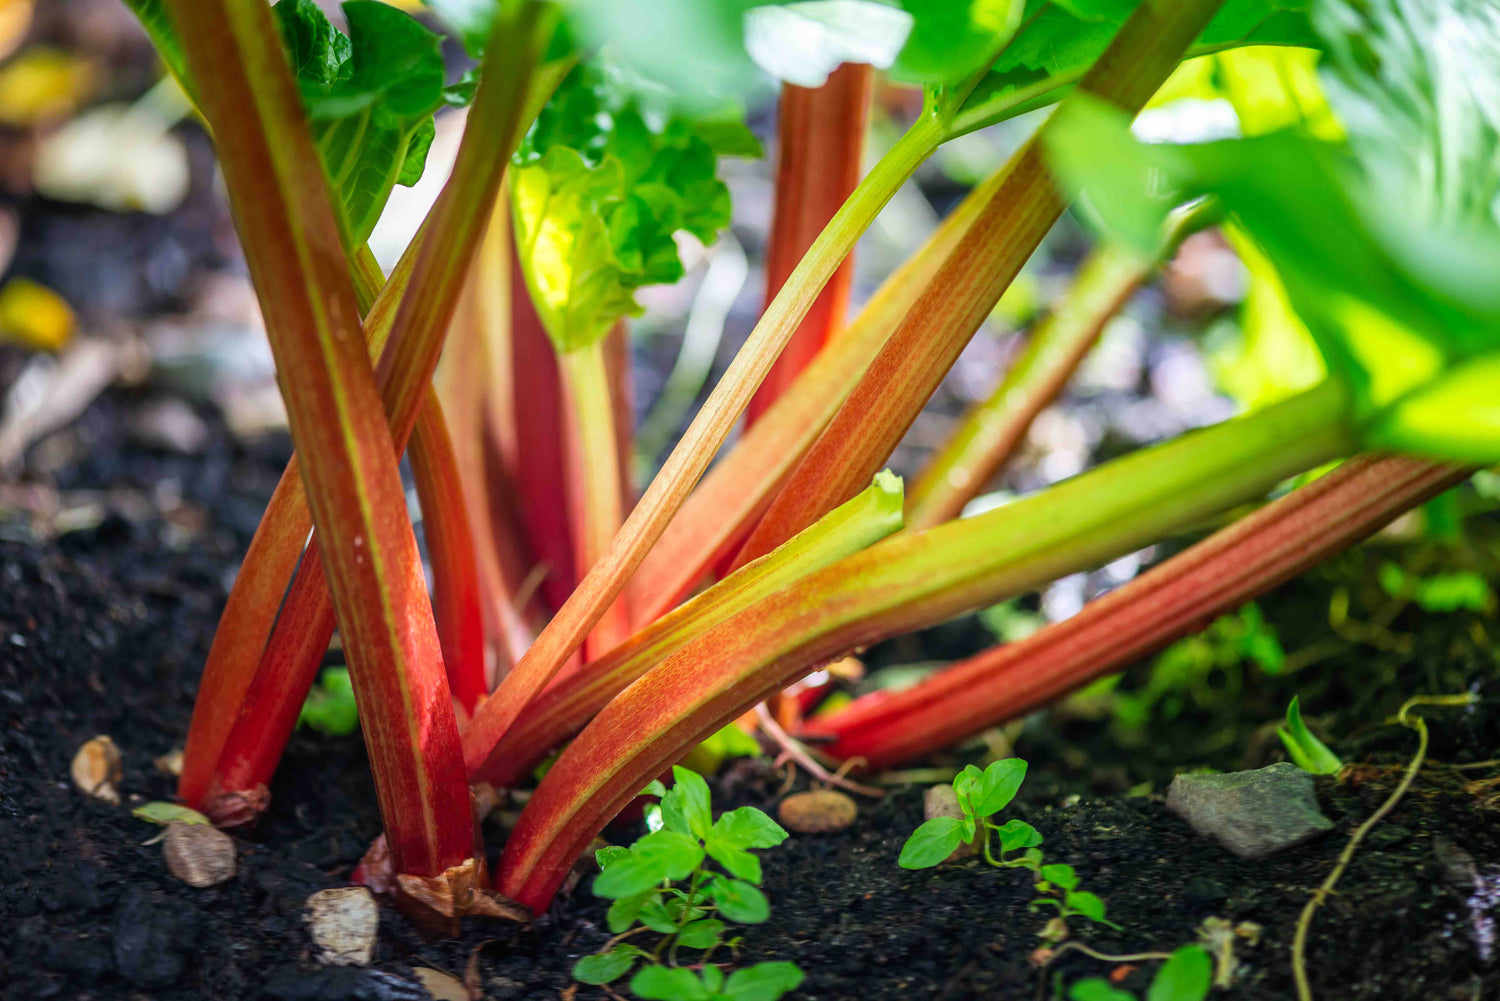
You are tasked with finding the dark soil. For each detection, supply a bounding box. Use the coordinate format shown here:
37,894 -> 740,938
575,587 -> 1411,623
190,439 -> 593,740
4,405 -> 1500,1001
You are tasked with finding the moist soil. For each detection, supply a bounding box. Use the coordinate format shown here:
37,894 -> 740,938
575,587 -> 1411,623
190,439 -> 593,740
4,400 -> 1500,1001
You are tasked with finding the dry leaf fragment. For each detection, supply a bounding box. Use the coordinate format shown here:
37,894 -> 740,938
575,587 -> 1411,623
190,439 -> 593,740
70,734 -> 121,804
163,821 -> 235,887
412,967 -> 470,1001
777,789 -> 857,833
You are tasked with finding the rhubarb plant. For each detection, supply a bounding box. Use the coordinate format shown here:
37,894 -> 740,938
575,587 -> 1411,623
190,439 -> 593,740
119,0 -> 1500,940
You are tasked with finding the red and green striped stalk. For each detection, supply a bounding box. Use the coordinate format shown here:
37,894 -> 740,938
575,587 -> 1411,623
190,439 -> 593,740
905,198 -> 1220,531
470,473 -> 904,786
809,454 -> 1472,767
163,0 -> 472,878
733,0 -> 1227,567
500,377 -> 1355,910
410,400 -> 488,716
197,2 -> 561,818
459,93 -> 946,768
625,166 -> 1002,628
746,63 -> 873,425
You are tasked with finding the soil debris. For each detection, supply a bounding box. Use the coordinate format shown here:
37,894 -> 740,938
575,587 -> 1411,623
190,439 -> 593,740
162,820 -> 235,887
70,733 -> 121,804
304,887 -> 379,967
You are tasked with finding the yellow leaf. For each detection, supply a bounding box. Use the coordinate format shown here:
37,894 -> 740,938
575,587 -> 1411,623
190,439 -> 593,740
0,47 -> 95,127
0,277 -> 74,352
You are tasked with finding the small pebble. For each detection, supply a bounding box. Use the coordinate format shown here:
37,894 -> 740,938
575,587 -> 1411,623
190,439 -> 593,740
304,887 -> 380,966
163,821 -> 236,887
923,784 -> 978,860
778,789 -> 857,833
71,734 -> 121,804
1167,763 -> 1333,858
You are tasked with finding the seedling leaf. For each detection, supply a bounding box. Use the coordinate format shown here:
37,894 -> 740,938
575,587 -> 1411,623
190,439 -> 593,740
662,766 -> 713,839
606,890 -> 653,933
996,819 -> 1043,852
710,807 -> 789,851
976,758 -> 1027,816
1146,945 -> 1214,1001
706,842 -> 762,885
898,816 -> 965,869
1070,979 -> 1135,1001
1041,863 -> 1079,891
631,965 -> 713,1001
723,961 -> 806,1001
572,945 -> 643,985
593,830 -> 704,898
133,802 -> 211,827
677,918 -> 726,949
1065,890 -> 1109,924
709,875 -> 771,924
1277,696 -> 1344,775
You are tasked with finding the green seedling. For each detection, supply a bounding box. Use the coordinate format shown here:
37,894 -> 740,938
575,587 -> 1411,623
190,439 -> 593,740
899,759 -> 1118,937
573,767 -> 802,1001
1378,562 -> 1496,614
1068,944 -> 1213,1001
1277,696 -> 1343,776
297,667 -> 359,736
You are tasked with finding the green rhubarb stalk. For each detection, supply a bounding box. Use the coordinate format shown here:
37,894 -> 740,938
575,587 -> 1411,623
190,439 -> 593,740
460,101 -> 946,772
500,377 -> 1354,910
905,197 -> 1221,530
733,0 -> 1230,567
163,0 -> 473,878
810,454 -> 1472,768
625,165 -> 1006,627
469,472 -> 905,787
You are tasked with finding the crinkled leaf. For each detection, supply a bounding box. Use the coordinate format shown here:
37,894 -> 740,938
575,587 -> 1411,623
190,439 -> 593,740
272,0 -> 447,246
572,945 -> 643,985
743,1 -> 913,87
708,875 -> 771,923
592,829 -> 704,898
512,66 -> 750,353
1147,945 -> 1214,1001
898,816 -> 964,869
711,807 -> 789,851
723,961 -> 806,1001
677,917 -> 726,949
631,965 -> 714,1001
976,758 -> 1027,817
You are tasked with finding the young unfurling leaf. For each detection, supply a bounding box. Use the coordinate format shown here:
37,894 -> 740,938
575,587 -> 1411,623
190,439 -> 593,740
511,65 -> 758,353
272,0 -> 448,246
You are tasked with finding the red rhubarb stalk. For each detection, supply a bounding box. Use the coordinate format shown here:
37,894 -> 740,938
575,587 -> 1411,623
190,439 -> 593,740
625,166 -> 1003,627
905,198 -> 1220,531
808,455 -> 1472,768
470,473 -> 904,787
733,0 -> 1225,566
500,375 -> 1352,910
746,63 -> 873,425
164,0 -> 472,878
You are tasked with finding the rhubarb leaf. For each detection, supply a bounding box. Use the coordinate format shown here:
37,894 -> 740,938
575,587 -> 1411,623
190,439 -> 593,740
512,65 -> 756,353
743,1 -> 914,88
272,0 -> 448,246
890,0 -> 1025,86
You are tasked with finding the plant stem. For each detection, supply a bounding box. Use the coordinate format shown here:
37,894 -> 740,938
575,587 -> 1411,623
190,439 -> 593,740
561,339 -> 633,659
164,0 -> 472,877
809,453 -> 1470,768
460,111 -> 945,774
747,63 -> 873,425
732,0 -> 1230,566
1291,693 -> 1477,1001
905,198 -> 1219,530
500,380 -> 1354,910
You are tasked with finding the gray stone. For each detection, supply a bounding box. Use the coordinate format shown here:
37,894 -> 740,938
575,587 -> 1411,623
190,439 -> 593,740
1167,763 -> 1334,858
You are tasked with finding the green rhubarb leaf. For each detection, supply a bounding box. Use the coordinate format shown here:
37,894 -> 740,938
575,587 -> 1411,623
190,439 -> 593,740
272,0 -> 447,247
898,816 -> 964,869
1147,945 -> 1213,1001
953,0 -> 1317,134
722,962 -> 806,1001
890,0 -> 1025,87
119,0 -> 195,104
743,1 -> 914,87
512,64 -> 756,354
592,829 -> 705,898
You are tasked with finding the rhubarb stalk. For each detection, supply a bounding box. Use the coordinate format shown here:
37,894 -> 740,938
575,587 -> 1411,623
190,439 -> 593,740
746,63 -> 873,425
734,0 -> 1227,566
163,0 -> 472,878
501,376 -> 1353,909
905,198 -> 1220,530
809,455 -> 1472,768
